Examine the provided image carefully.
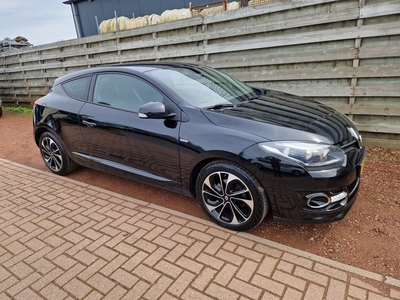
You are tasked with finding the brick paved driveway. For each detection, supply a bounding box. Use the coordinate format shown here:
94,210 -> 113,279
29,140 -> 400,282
1,159 -> 399,299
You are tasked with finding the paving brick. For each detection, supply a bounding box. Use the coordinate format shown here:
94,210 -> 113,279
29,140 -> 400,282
206,282 -> 239,300
314,263 -> 348,281
53,254 -> 78,270
168,270 -> 196,297
94,246 -> 118,262
100,254 -> 129,276
65,238 -> 92,256
282,287 -> 303,299
134,265 -> 161,284
257,255 -> 278,278
85,290 -> 103,300
155,260 -> 183,279
143,275 -> 173,300
237,259 -> 258,281
9,261 -> 34,279
73,249 -> 97,266
14,287 -> 43,300
6,273 -> 41,296
0,276 -> 18,293
77,259 -> 108,281
294,266 -> 329,286
192,267 -> 217,291
304,283 -> 325,300
348,284 -> 367,300
31,268 -> 64,291
235,245 -> 263,262
161,224 -> 182,238
110,269 -> 139,289
63,278 -> 92,299
277,260 -> 294,274
3,249 -> 34,268
216,248 -> 244,266
144,248 -> 169,267
165,244 -> 187,263
184,241 -> 207,259
176,256 -> 204,274
54,263 -> 85,286
39,283 -> 68,300
103,285 -> 128,300
326,279 -> 346,300
0,266 -> 11,281
153,235 -> 178,250
122,251 -> 149,272
87,273 -> 116,295
171,233 -> 195,247
114,241 -> 138,257
24,237 -> 46,252
230,278 -> 262,299
252,274 -> 285,296
134,239 -> 158,254
215,263 -> 238,286
121,281 -> 150,300
203,237 -> 225,256
106,232 -> 130,248
182,287 -> 214,300
254,244 -> 283,258
272,269 -> 307,291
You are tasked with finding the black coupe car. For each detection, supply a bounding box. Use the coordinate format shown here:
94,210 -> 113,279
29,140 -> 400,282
33,63 -> 366,231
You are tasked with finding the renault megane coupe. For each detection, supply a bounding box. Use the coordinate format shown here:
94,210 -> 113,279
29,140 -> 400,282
33,63 -> 366,231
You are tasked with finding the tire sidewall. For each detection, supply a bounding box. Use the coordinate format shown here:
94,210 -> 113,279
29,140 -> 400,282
196,160 -> 268,231
39,132 -> 72,175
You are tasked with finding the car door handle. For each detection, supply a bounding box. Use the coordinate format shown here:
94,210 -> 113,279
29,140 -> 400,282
82,120 -> 97,128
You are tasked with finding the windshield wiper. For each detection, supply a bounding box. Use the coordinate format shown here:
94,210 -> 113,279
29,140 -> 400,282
206,103 -> 235,110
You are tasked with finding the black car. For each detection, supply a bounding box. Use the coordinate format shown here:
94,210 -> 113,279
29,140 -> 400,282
33,63 -> 366,231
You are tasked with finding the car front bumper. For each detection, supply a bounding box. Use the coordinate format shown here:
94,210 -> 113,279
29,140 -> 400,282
242,144 -> 367,223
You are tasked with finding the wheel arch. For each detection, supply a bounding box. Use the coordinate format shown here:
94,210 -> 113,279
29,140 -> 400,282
188,151 -> 263,197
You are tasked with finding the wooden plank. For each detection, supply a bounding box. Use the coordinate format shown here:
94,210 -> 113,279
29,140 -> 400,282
204,0 -> 339,24
209,48 -> 358,68
359,45 -> 400,59
327,103 -> 400,116
354,86 -> 400,97
355,123 -> 400,134
204,6 -> 360,41
360,1 -> 400,18
250,85 -> 353,97
233,65 -> 400,82
205,21 -> 400,54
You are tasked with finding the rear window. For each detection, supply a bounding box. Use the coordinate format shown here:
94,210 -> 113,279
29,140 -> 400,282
62,76 -> 91,100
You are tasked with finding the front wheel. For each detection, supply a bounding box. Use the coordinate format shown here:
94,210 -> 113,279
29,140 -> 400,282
39,132 -> 77,175
195,160 -> 269,231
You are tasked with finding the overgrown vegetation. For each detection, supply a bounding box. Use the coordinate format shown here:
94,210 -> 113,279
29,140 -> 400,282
4,106 -> 32,114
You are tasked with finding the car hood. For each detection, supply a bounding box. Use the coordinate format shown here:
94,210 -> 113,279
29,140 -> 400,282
202,89 -> 357,145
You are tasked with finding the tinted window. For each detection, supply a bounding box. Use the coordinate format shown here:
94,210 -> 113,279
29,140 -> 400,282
93,73 -> 164,112
62,76 -> 91,100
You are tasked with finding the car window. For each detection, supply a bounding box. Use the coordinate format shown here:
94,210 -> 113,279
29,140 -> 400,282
93,73 -> 164,112
62,76 -> 91,100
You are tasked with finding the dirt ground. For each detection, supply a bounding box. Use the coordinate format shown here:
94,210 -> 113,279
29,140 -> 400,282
1,111 -> 399,279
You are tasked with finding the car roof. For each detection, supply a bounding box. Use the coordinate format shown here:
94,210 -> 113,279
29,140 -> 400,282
53,62 -> 204,85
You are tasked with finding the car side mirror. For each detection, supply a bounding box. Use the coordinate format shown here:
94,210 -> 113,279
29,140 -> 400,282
138,102 -> 176,119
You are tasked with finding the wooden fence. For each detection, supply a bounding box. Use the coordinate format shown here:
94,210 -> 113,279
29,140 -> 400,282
1,0 -> 399,148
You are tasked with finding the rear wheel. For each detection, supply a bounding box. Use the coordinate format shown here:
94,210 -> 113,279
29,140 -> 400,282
196,160 -> 269,231
39,132 -> 77,175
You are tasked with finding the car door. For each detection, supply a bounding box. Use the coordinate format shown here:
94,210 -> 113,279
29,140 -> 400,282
78,72 -> 181,188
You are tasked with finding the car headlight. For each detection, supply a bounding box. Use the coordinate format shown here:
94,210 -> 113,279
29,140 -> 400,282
259,142 -> 346,168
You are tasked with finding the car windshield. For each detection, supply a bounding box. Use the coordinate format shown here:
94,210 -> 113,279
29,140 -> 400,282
147,66 -> 258,109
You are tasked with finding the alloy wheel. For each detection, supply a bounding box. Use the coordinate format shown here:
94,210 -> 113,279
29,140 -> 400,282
40,136 -> 63,172
201,171 -> 254,226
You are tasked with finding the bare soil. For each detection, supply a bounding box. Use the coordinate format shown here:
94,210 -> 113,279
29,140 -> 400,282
1,111 -> 399,278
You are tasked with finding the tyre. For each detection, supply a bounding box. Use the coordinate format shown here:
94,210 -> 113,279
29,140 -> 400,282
39,132 -> 78,175
196,160 -> 269,231
0,107 -> 2,117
